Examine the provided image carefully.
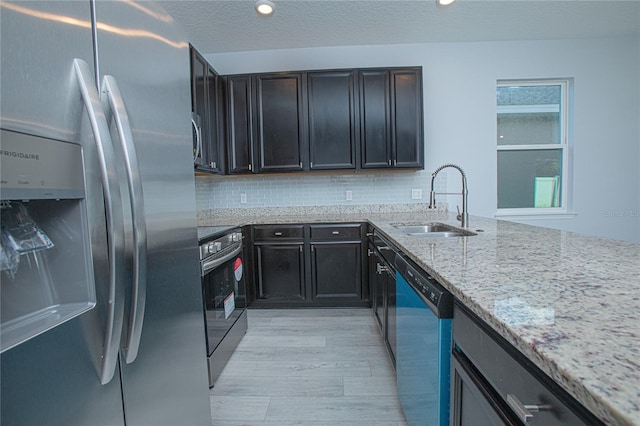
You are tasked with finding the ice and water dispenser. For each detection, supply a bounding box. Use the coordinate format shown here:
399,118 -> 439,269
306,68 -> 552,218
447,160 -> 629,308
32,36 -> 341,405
1,129 -> 96,352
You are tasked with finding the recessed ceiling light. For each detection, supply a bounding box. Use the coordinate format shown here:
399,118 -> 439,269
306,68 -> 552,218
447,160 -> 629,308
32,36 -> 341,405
256,0 -> 275,15
437,0 -> 456,5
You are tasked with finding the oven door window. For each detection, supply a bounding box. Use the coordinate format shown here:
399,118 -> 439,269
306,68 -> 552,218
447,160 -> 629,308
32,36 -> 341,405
202,255 -> 246,354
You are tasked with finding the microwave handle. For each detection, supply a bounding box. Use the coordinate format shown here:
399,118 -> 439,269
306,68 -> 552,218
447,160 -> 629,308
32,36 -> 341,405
74,59 -> 125,385
192,113 -> 202,162
102,75 -> 148,365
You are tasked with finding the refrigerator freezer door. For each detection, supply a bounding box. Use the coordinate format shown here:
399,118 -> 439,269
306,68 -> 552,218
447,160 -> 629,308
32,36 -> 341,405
93,1 -> 211,424
0,1 -> 94,141
0,2 -> 126,425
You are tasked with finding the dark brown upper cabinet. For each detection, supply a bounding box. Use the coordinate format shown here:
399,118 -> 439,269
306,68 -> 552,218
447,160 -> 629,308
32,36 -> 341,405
223,66 -> 423,175
206,64 -> 225,173
307,71 -> 358,170
190,45 -> 224,174
226,75 -> 254,174
360,67 -> 423,170
390,68 -> 423,169
254,73 -> 306,173
359,70 -> 391,169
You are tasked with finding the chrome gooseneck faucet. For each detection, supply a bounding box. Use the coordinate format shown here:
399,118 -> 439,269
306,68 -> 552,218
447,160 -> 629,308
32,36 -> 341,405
428,163 -> 469,228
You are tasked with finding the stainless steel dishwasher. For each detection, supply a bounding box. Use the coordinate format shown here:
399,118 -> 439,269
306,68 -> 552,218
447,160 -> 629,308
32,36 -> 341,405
395,254 -> 453,426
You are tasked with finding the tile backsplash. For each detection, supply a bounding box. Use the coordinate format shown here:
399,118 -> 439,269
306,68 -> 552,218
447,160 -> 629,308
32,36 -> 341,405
196,171 -> 450,211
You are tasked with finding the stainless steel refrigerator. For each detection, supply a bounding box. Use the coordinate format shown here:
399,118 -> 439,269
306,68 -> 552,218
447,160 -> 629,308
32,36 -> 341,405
0,1 -> 211,424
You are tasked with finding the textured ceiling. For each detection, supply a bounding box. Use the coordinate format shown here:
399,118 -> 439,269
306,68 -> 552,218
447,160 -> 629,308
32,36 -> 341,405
157,0 -> 640,54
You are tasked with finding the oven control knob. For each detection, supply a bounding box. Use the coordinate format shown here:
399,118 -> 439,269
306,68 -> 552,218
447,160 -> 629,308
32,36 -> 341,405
232,233 -> 241,242
207,242 -> 221,254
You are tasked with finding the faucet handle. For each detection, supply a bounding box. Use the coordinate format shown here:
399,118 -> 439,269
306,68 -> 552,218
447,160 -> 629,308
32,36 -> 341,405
456,205 -> 462,222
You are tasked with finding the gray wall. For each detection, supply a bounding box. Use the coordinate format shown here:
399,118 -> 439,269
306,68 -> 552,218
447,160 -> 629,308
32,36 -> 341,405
199,36 -> 640,243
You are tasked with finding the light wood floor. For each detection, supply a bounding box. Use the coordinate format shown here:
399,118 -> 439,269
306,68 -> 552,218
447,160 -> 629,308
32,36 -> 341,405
210,308 -> 407,426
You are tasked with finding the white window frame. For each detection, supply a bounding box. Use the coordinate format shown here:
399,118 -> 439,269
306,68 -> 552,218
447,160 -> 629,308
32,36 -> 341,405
496,79 -> 573,218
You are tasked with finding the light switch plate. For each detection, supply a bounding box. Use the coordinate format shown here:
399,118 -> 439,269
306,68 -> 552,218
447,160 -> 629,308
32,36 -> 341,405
345,190 -> 353,201
411,189 -> 422,199
240,193 -> 247,204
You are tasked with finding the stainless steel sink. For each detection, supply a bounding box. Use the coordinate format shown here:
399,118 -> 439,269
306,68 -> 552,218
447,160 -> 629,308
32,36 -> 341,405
392,222 -> 477,237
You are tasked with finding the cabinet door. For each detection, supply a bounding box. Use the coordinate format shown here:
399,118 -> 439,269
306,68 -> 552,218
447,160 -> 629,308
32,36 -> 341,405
255,73 -> 306,172
390,68 -> 423,169
385,268 -> 397,366
307,71 -> 357,170
255,244 -> 305,302
370,246 -> 386,334
226,75 -> 254,174
190,47 -> 207,167
205,64 -> 223,172
451,350 -> 519,426
453,304 -> 600,426
359,69 -> 391,169
310,242 -> 362,303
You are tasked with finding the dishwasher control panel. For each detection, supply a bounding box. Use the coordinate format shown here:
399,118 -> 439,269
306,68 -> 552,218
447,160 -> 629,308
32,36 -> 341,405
395,254 -> 453,318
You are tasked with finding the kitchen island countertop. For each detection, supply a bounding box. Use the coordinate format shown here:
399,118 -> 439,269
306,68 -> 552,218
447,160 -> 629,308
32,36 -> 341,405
199,206 -> 640,426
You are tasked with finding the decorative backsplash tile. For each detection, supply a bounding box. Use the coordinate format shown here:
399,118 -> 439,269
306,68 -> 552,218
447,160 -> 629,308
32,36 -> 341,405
195,171 -> 450,211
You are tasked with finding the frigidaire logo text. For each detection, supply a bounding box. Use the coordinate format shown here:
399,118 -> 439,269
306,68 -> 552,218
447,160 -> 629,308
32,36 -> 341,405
1,150 -> 40,160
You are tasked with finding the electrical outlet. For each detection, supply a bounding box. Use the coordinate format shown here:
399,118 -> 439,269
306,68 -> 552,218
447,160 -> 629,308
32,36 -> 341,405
345,190 -> 353,201
411,189 -> 422,200
240,193 -> 247,204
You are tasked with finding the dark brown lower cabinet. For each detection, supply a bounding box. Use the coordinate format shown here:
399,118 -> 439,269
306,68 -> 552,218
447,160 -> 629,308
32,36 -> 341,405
451,303 -> 604,426
370,240 -> 386,331
255,244 -> 305,303
310,242 -> 363,305
252,225 -> 305,307
250,223 -> 367,308
368,229 -> 398,367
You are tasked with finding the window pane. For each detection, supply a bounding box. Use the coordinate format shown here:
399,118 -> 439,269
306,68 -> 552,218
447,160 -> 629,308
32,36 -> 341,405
497,85 -> 562,146
497,149 -> 563,209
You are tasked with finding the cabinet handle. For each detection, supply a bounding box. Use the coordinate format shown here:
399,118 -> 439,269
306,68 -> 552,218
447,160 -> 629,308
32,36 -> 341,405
274,232 -> 283,236
506,394 -> 552,423
376,263 -> 389,274
388,159 -> 392,166
332,231 -> 340,235
299,245 -> 303,253
299,162 -> 303,168
249,164 -> 252,171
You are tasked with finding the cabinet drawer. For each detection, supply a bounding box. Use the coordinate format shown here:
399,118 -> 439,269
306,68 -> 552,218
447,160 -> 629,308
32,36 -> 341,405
310,224 -> 362,240
253,225 -> 304,241
453,304 -> 600,426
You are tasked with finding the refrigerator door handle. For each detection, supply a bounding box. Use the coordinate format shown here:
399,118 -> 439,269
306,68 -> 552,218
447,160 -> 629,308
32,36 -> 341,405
73,59 -> 126,385
101,75 -> 148,365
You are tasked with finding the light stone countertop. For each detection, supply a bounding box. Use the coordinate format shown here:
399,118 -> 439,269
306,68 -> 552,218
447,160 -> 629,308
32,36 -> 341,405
198,205 -> 640,426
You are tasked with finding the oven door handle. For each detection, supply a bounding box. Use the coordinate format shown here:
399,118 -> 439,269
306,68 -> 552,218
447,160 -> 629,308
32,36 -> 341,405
202,244 -> 243,276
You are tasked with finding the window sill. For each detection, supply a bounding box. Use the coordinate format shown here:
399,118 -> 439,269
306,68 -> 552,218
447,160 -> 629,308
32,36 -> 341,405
495,210 -> 578,221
